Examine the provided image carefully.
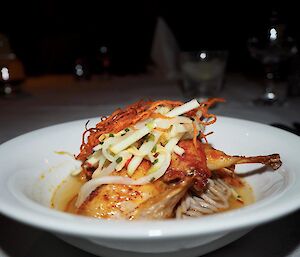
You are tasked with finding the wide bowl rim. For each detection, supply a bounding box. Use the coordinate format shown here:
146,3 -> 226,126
0,116 -> 300,239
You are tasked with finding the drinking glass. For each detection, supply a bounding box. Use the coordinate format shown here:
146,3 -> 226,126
179,51 -> 227,100
247,11 -> 297,105
0,34 -> 26,97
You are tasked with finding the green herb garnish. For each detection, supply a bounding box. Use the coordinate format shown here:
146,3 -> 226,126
125,128 -> 130,132
147,134 -> 155,142
116,157 -> 123,163
109,133 -> 114,137
151,145 -> 157,153
152,159 -> 158,165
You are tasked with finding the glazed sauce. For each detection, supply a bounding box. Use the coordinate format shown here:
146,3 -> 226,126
227,181 -> 254,211
51,176 -> 83,212
51,175 -> 255,216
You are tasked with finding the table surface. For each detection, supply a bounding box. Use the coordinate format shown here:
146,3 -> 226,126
1,73 -> 300,257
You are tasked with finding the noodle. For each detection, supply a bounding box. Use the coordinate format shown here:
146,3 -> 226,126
176,178 -> 232,219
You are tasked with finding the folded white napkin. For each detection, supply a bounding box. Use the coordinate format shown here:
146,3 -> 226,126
150,17 -> 180,80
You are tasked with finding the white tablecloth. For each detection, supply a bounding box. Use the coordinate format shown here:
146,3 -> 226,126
1,73 -> 300,257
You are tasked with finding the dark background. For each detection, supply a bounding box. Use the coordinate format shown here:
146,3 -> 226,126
1,1 -> 299,76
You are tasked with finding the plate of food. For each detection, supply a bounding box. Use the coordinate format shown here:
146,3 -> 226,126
0,98 -> 299,257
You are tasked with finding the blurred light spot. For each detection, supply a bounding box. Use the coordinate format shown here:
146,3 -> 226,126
1,67 -> 9,80
266,72 -> 274,79
270,28 -> 277,41
267,92 -> 276,99
200,52 -> 206,59
75,64 -> 84,76
4,85 -> 12,95
291,46 -> 298,54
100,46 -> 108,53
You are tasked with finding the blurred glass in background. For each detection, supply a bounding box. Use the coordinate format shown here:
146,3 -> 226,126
247,10 -> 298,105
96,45 -> 112,78
179,51 -> 228,100
0,33 -> 25,96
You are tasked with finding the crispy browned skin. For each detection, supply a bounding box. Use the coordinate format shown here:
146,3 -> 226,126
203,143 -> 282,171
77,161 -> 163,219
77,140 -> 281,220
131,178 -> 193,220
163,140 -> 210,191
77,140 -> 211,219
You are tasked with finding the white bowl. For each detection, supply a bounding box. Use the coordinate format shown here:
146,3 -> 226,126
0,116 -> 300,257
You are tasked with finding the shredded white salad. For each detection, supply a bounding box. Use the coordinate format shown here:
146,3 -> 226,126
75,99 -> 206,207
